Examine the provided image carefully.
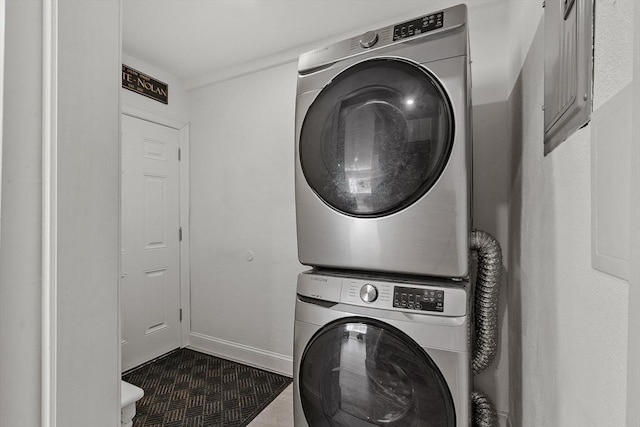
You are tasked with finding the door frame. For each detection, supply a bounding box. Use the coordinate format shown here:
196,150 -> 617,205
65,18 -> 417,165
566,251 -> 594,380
627,1 -> 640,424
120,102 -> 191,351
42,1 -> 121,425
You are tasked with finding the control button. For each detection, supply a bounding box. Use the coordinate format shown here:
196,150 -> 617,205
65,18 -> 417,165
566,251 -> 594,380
360,284 -> 378,303
359,31 -> 379,48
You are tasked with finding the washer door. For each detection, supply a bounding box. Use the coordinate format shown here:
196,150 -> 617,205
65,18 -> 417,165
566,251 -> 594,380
299,317 -> 456,427
299,58 -> 454,217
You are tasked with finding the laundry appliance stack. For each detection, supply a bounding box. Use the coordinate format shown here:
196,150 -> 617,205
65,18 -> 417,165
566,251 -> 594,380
292,4 -> 499,427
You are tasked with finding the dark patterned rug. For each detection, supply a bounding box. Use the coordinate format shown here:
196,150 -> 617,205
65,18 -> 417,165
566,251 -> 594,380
122,348 -> 292,427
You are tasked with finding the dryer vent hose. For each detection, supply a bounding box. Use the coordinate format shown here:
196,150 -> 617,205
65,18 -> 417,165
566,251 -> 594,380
472,389 -> 498,427
470,230 -> 502,375
470,230 -> 502,427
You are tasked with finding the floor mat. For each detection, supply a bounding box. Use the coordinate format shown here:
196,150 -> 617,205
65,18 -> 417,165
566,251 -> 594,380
123,348 -> 292,427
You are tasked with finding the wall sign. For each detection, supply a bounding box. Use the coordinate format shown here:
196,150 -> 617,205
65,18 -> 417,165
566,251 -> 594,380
122,64 -> 168,104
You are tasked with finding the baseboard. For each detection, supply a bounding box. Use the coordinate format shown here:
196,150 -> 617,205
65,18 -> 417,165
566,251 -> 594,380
188,332 -> 293,377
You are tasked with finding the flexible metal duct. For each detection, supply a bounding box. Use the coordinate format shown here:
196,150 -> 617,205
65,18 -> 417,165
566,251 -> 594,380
470,230 -> 502,375
470,230 -> 503,427
472,389 -> 498,427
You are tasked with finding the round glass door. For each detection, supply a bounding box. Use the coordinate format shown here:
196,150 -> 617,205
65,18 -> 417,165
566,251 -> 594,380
299,317 -> 456,427
299,58 -> 454,217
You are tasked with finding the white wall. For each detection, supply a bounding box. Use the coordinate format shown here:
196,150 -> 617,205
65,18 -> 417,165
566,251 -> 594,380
188,61 -> 304,374
507,0 -> 632,425
0,2 -> 43,425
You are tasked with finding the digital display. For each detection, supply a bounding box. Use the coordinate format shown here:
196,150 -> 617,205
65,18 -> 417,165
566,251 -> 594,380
393,12 -> 444,41
393,286 -> 444,312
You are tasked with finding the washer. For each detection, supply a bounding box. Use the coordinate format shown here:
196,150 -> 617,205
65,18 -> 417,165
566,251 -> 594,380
295,4 -> 472,278
293,270 -> 471,426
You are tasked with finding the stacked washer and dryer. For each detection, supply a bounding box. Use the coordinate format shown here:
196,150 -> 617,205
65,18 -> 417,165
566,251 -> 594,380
293,4 -> 489,426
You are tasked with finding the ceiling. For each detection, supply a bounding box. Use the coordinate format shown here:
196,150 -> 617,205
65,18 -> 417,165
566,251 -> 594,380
123,0 -> 504,86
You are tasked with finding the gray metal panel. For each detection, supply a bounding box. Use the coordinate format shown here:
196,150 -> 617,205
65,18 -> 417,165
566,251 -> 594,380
297,270 -> 469,317
295,55 -> 470,277
544,0 -> 594,154
298,3 -> 467,73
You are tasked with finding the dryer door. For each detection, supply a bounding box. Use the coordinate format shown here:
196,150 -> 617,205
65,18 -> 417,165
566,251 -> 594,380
299,58 -> 454,217
299,317 -> 456,427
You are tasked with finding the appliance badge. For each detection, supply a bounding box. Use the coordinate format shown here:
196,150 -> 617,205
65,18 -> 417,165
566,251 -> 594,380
310,47 -> 328,56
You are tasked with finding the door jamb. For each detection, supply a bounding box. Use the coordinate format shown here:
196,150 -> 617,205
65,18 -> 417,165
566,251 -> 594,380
627,1 -> 640,424
42,0 -> 58,425
120,102 -> 191,349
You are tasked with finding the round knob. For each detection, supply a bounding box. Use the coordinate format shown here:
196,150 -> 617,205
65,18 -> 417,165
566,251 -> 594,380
360,284 -> 378,303
359,31 -> 379,48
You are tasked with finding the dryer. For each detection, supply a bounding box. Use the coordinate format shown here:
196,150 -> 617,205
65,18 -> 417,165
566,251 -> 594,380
293,270 -> 471,427
294,4 -> 472,278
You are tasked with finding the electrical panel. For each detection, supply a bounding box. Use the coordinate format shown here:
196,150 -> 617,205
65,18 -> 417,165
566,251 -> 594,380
543,0 -> 594,154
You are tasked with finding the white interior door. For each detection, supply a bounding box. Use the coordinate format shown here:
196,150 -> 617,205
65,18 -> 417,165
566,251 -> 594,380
121,114 -> 181,372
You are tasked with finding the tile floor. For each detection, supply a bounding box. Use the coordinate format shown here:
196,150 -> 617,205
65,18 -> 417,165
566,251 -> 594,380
247,384 -> 293,427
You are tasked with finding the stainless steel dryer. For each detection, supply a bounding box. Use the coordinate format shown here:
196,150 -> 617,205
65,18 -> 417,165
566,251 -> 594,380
295,4 -> 472,278
293,270 -> 471,426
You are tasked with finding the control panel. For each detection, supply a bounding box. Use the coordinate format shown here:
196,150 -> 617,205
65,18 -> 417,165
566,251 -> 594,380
393,12 -> 444,41
335,275 -> 466,317
297,4 -> 466,73
297,271 -> 467,317
393,286 -> 444,312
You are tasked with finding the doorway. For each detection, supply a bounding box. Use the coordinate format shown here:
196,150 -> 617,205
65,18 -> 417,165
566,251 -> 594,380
120,113 -> 189,372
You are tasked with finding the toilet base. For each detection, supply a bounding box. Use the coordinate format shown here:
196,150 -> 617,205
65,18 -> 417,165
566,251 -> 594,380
121,402 -> 135,427
121,380 -> 144,426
